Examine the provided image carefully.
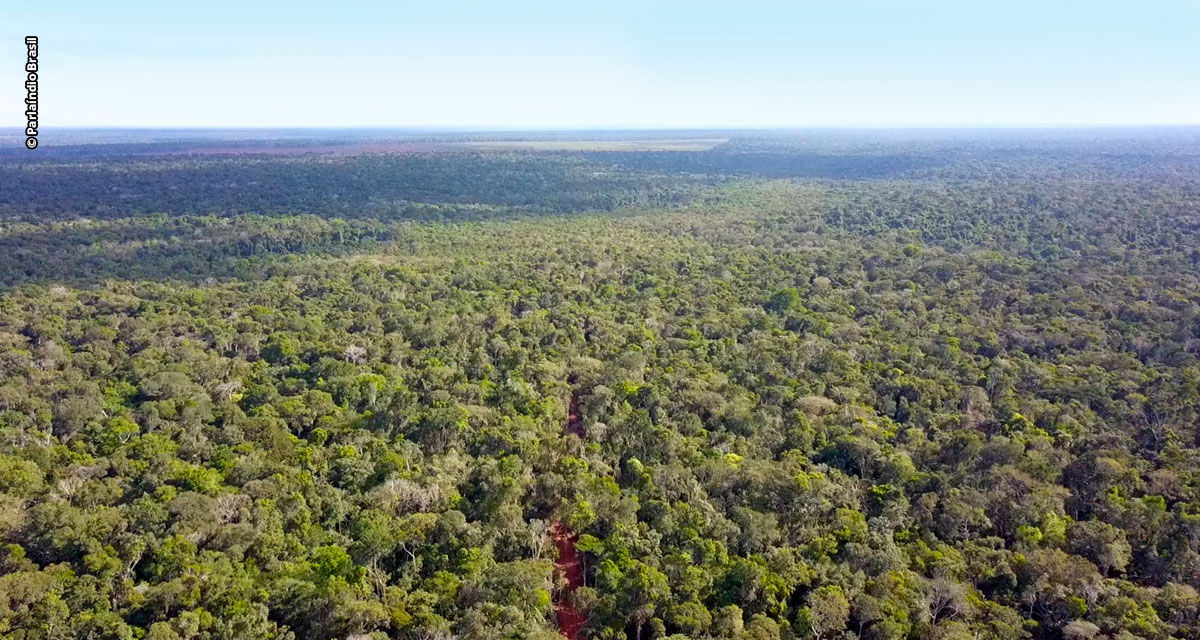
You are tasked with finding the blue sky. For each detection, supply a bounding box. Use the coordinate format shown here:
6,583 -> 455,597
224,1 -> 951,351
4,0 -> 1199,127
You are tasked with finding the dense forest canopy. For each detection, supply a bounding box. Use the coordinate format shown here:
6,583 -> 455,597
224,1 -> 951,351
1,129 -> 1199,640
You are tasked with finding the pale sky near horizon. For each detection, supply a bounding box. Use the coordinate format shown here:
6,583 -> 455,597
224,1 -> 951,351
4,0 -> 1199,128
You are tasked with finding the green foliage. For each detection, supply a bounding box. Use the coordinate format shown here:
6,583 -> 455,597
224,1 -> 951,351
1,130 -> 1199,640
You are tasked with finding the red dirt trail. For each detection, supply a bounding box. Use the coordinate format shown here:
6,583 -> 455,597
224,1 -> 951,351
565,395 -> 584,438
552,521 -> 586,640
553,393 -> 586,640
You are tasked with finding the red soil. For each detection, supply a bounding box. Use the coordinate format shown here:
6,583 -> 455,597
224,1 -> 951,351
553,392 -> 587,639
566,395 -> 584,438
552,521 -> 586,640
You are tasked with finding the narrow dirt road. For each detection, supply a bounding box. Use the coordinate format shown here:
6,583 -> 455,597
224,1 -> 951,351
565,394 -> 584,438
552,521 -> 586,640
553,393 -> 586,639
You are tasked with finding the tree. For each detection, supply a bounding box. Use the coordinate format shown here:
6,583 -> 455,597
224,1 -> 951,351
1067,519 -> 1131,575
618,561 -> 670,640
801,585 -> 850,640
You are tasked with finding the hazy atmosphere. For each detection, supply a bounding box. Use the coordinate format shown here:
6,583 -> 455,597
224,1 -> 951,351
5,0 -> 1200,127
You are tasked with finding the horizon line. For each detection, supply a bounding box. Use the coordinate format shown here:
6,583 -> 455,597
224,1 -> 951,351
7,123 -> 1200,132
